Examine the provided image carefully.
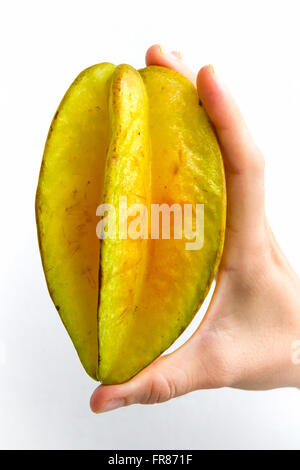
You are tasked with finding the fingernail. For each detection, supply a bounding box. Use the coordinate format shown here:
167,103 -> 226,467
171,50 -> 182,60
98,398 -> 125,413
159,45 -> 182,60
208,64 -> 215,75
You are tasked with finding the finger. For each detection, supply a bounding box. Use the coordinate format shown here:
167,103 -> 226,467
145,44 -> 196,86
197,66 -> 265,178
197,66 -> 266,260
90,327 -> 226,413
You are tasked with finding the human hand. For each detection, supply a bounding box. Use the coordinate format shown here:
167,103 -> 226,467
90,45 -> 300,413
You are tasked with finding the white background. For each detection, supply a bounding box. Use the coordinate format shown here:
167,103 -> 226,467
1,0 -> 300,450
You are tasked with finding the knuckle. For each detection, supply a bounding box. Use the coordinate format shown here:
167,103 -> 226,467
141,373 -> 176,405
249,152 -> 265,175
148,374 -> 174,404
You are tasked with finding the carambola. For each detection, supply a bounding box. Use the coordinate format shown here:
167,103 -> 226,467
36,63 -> 226,384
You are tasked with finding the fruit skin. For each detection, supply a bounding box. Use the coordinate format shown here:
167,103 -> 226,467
99,66 -> 226,384
36,63 -> 226,384
98,65 -> 151,381
36,63 -> 115,379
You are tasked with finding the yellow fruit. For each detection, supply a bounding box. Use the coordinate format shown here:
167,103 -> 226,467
36,63 -> 115,379
36,62 -> 226,383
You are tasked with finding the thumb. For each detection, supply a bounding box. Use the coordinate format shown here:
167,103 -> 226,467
90,328 -> 227,413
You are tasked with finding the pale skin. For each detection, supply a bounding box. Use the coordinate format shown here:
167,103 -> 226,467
90,44 -> 300,413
